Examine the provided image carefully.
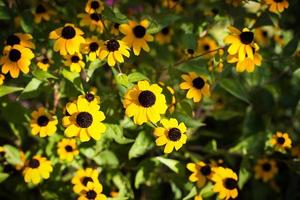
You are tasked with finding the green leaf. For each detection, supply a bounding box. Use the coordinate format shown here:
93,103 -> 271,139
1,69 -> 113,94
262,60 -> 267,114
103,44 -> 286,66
156,156 -> 185,174
102,6 -> 128,24
93,150 -> 119,168
112,173 -> 134,199
116,73 -> 129,87
128,131 -> 154,159
3,145 -> 22,165
182,186 -> 197,200
238,157 -> 251,189
105,124 -> 134,144
19,78 -> 42,99
0,172 -> 9,183
199,182 -> 214,198
177,59 -> 209,76
128,72 -> 148,83
173,112 -> 205,128
20,14 -> 33,33
252,13 -> 274,28
0,86 -> 23,97
219,78 -> 250,103
61,69 -> 84,93
282,36 -> 299,56
0,7 -> 10,20
86,59 -> 103,81
181,33 -> 196,50
134,159 -> 158,189
32,69 -> 57,81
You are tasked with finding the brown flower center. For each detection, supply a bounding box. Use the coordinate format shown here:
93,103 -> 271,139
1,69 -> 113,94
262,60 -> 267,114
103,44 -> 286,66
36,4 -> 46,14
6,34 -> 20,46
200,165 -> 212,176
42,57 -> 49,64
29,158 -> 40,168
9,49 -> 21,62
161,27 -> 170,35
203,44 -> 210,51
240,31 -> 254,45
91,1 -> 100,9
106,40 -> 120,52
187,49 -> 194,55
61,26 -> 76,39
133,25 -> 146,38
85,93 -> 95,102
90,13 -> 101,22
81,176 -> 93,186
192,77 -> 205,89
277,136 -> 285,145
37,115 -> 49,127
71,55 -> 80,63
114,23 -> 120,29
262,163 -> 271,171
138,90 -> 156,107
86,190 -> 97,199
64,145 -> 73,152
223,178 -> 237,190
76,112 -> 93,128
168,128 -> 181,141
274,0 -> 283,2
89,42 -> 99,52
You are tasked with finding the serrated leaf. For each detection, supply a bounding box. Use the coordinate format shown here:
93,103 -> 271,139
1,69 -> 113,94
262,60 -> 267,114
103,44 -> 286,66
0,86 -> 23,97
128,131 -> 154,159
105,124 -> 134,144
219,78 -> 249,103
3,145 -> 22,165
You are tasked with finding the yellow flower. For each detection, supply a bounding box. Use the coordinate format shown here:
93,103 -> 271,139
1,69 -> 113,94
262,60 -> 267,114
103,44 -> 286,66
265,0 -> 289,13
33,3 -> 55,24
15,150 -> 26,170
211,167 -> 238,200
37,54 -> 54,71
197,36 -> 218,57
111,23 -> 120,36
187,161 -> 214,187
224,26 -> 258,61
79,13 -> 105,33
154,118 -> 187,154
5,33 -> 35,49
273,34 -> 285,46
194,194 -> 203,200
71,168 -> 101,194
78,182 -> 107,200
184,48 -> 196,59
30,107 -> 58,137
49,23 -> 85,55
162,0 -> 183,12
227,45 -> 262,73
62,97 -> 106,142
78,91 -> 101,105
57,138 -> 79,162
85,0 -> 104,14
155,27 -> 173,45
0,45 -> 34,78
254,158 -> 278,182
123,80 -> 167,125
270,131 -> 292,151
99,39 -> 130,67
0,74 -> 5,85
81,37 -> 102,62
158,82 -> 176,113
179,72 -> 210,102
255,28 -> 270,47
120,20 -> 154,55
23,155 -> 53,184
63,53 -> 85,73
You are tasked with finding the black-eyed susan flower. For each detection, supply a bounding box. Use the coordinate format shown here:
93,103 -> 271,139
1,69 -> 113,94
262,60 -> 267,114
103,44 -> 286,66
265,0 -> 289,13
85,0 -> 104,14
270,131 -> 292,151
179,72 -> 210,102
23,155 -> 53,184
162,0 -> 183,12
254,158 -> 278,182
0,74 -> 4,85
111,23 -> 120,36
49,23 -> 85,55
227,45 -> 262,73
79,13 -> 105,33
154,118 -> 187,154
57,138 -> 79,162
184,48 -> 196,59
81,37 -> 102,62
123,80 -> 167,125
155,27 -> 173,45
37,54 -> 54,71
30,107 -> 58,137
5,33 -> 35,49
78,91 -> 101,105
255,28 -> 270,47
187,161 -> 214,187
273,33 -> 285,46
224,26 -> 257,61
63,53 -> 85,73
71,168 -> 101,194
120,20 -> 153,55
78,182 -> 107,200
0,45 -> 34,78
62,97 -> 106,142
194,194 -> 203,200
212,167 -> 238,200
99,39 -> 130,67
33,3 -> 55,24
197,36 -> 218,57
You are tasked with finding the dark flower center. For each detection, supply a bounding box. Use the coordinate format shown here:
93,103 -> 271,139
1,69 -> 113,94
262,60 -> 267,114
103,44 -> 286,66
9,49 -> 21,62
37,115 -> 49,126
61,26 -> 76,39
203,44 -> 210,51
29,158 -> 40,168
200,165 -> 212,176
168,128 -> 181,141
240,31 -> 254,45
64,145 -> 73,152
6,34 -> 20,46
224,178 -> 237,190
85,93 -> 95,102
277,136 -> 285,145
76,112 -> 93,128
91,1 -> 100,9
36,4 -> 46,14
212,8 -> 219,15
262,163 -> 271,171
90,13 -> 101,22
161,27 -> 170,35
262,30 -> 268,37
71,55 -> 80,63
82,176 -> 93,186
114,23 -> 120,29
42,57 -> 49,64
106,39 -> 120,52
86,190 -> 97,199
138,90 -> 156,107
187,49 -> 194,54
274,0 -> 283,2
192,77 -> 205,89
133,25 -> 146,38
89,42 -> 99,52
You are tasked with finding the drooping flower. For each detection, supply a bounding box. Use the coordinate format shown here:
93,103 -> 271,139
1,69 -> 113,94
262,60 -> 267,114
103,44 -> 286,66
265,0 -> 289,13
85,0 -> 104,14
187,161 -> 214,187
33,3 -> 55,24
5,33 -> 35,49
255,27 -> 270,47
111,23 -> 120,36
155,27 -> 173,45
254,158 -> 278,182
123,80 -> 167,125
79,13 -> 105,33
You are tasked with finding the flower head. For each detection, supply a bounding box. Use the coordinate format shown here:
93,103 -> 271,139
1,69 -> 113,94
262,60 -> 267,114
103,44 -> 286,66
254,158 -> 278,182
187,161 -> 214,187
5,33 -> 35,49
57,138 -> 79,162
33,3 -> 55,24
63,52 -> 85,73
72,168 -> 101,194
85,0 -> 104,14
78,182 -> 107,200
265,0 -> 289,13
155,27 -> 173,45
270,131 -> 292,151
79,13 -> 105,33
81,37 -> 102,61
